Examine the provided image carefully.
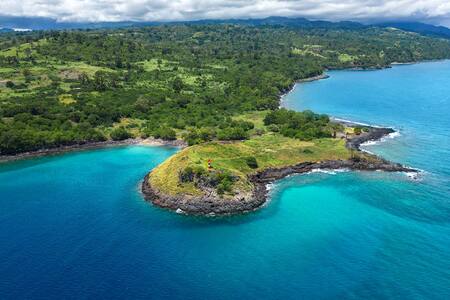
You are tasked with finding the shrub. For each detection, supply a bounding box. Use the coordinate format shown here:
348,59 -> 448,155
5,81 -> 15,89
180,165 -> 207,182
172,77 -> 183,93
180,166 -> 195,182
110,127 -> 132,141
217,127 -> 249,140
217,176 -> 234,195
183,128 -> 215,145
254,128 -> 265,135
153,127 -> 176,140
267,124 -> 279,132
245,156 -> 258,169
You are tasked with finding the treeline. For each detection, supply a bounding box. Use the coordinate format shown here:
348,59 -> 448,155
264,109 -> 343,140
1,24 -> 450,154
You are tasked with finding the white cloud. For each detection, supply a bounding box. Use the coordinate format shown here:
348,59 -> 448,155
1,0 -> 450,24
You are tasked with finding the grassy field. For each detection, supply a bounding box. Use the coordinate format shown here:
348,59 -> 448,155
232,110 -> 268,131
149,133 -> 351,197
0,39 -> 118,99
338,53 -> 358,63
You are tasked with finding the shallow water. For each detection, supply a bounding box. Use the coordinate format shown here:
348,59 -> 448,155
1,61 -> 450,299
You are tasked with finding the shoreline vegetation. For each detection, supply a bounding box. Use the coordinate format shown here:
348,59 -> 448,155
0,137 -> 186,163
2,25 -> 450,157
0,67 -> 396,164
0,72 -> 333,163
0,72 -> 331,163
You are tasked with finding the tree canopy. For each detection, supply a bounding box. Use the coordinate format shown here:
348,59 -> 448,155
1,24 -> 450,154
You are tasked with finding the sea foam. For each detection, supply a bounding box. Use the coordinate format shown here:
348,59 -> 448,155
361,130 -> 401,148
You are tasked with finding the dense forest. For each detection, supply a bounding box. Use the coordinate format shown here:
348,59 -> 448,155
1,24 -> 450,154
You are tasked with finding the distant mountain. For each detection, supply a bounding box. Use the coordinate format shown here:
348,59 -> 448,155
0,15 -> 368,31
0,15 -> 148,30
378,22 -> 450,39
187,16 -> 366,29
1,15 -> 450,39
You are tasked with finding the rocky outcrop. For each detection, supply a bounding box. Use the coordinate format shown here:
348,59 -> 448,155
249,158 -> 414,213
346,127 -> 395,150
142,174 -> 258,216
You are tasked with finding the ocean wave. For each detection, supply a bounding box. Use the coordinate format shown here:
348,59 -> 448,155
265,183 -> 275,191
310,168 -> 349,175
405,172 -> 419,180
361,130 -> 401,148
332,117 -> 383,128
404,167 -> 428,181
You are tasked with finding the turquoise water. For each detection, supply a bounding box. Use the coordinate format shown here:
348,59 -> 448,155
1,61 -> 450,299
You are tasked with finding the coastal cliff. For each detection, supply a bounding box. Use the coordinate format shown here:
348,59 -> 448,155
142,125 -> 416,216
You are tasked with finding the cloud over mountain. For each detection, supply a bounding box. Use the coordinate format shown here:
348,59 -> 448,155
2,0 -> 450,25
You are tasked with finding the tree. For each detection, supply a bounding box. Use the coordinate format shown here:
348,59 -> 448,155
245,156 -> 258,169
153,127 -> 176,140
172,77 -> 183,93
5,81 -> 15,89
110,127 -> 132,141
23,69 -> 32,83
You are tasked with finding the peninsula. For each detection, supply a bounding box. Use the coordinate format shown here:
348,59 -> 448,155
142,110 -> 415,216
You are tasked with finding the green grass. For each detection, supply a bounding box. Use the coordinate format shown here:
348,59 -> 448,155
0,39 -> 48,58
109,118 -> 146,137
0,56 -> 116,99
232,110 -> 268,131
291,47 -> 326,58
58,94 -> 77,105
56,62 -> 115,77
338,53 -> 357,63
149,133 -> 351,197
138,59 -> 174,71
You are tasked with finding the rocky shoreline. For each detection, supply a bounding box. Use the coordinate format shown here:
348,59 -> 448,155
0,138 -> 186,163
141,126 -> 417,216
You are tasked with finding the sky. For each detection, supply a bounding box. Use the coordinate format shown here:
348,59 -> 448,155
1,0 -> 450,26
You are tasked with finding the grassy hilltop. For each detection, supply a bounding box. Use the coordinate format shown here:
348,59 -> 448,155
150,135 -> 350,197
148,110 -> 355,200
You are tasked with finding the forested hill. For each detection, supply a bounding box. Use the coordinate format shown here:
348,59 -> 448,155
378,22 -> 450,39
1,24 -> 450,155
3,15 -> 450,38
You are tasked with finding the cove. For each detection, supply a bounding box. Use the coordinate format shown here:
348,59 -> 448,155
1,61 -> 450,299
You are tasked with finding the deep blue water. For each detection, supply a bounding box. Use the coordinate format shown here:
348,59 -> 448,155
1,61 -> 450,299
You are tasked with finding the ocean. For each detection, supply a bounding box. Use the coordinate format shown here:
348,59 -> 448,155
1,61 -> 449,299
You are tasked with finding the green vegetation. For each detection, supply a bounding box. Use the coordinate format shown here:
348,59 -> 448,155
263,108 -> 343,140
149,132 -> 351,197
110,127 -> 132,141
353,127 -> 362,135
1,24 -> 450,155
